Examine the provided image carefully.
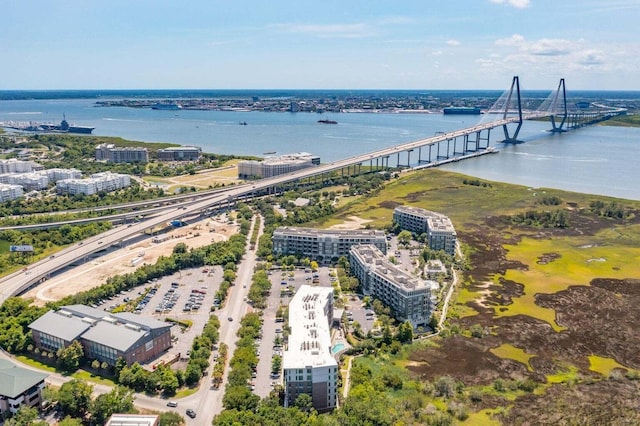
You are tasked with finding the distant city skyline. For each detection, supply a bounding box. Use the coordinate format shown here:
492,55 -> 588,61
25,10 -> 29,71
3,0 -> 639,91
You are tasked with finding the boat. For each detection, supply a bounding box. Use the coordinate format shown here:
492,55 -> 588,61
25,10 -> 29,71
151,102 -> 182,110
263,151 -> 276,155
239,121 -> 247,125
3,115 -> 94,134
317,119 -> 337,124
443,106 -> 482,115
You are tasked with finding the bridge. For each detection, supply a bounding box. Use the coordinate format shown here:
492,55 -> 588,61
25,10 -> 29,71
0,76 -> 627,302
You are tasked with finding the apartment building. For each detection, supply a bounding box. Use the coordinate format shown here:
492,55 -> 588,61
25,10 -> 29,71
393,206 -> 457,255
157,146 -> 202,161
350,245 -> 437,329
56,172 -> 131,196
283,285 -> 338,412
95,143 -> 149,163
0,183 -> 24,201
272,226 -> 386,263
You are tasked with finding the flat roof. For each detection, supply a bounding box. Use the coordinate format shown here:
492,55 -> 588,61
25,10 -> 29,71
81,321 -> 149,353
28,310 -> 91,342
283,285 -> 337,371
274,226 -> 385,238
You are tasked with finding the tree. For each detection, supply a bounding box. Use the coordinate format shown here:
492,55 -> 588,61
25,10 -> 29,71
5,405 -> 47,426
58,417 -> 84,426
294,393 -> 314,413
398,230 -> 412,247
158,411 -> 185,426
58,379 -> 93,419
91,386 -> 135,425
395,321 -> 414,344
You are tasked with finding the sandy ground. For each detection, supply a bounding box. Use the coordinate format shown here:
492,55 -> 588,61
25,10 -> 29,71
328,216 -> 372,230
23,219 -> 239,306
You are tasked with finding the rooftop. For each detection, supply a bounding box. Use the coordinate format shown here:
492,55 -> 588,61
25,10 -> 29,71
283,285 -> 337,370
0,360 -> 48,399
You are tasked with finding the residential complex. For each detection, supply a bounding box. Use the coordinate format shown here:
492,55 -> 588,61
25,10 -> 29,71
157,146 -> 202,161
393,206 -> 457,255
0,159 -> 42,174
29,305 -> 172,367
272,227 -> 386,263
95,143 -> 149,163
238,152 -> 320,179
56,172 -> 131,196
283,285 -> 338,413
0,184 -> 23,202
350,244 -> 437,329
0,359 -> 48,417
0,167 -> 82,192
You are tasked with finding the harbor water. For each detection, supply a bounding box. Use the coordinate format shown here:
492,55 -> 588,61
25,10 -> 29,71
0,98 -> 638,200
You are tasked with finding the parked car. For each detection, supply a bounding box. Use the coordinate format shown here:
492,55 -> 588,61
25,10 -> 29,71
186,409 -> 196,418
166,401 -> 178,407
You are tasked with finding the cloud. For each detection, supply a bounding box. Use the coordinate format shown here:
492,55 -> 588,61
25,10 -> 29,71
489,0 -> 531,8
577,49 -> 605,66
271,23 -> 373,39
446,39 -> 461,46
495,34 -> 526,47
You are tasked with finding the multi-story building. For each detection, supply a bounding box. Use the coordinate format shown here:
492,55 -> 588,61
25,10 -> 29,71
95,143 -> 149,163
157,146 -> 202,162
238,152 -> 320,179
29,305 -> 172,367
272,227 -> 386,263
56,172 -> 131,196
0,359 -> 48,417
393,206 -> 457,255
0,184 -> 24,201
41,168 -> 83,182
2,173 -> 49,191
350,245 -> 437,329
0,159 -> 42,174
283,285 -> 338,413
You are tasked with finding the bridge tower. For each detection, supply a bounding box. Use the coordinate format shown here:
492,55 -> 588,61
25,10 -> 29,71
549,78 -> 568,133
502,76 -> 523,143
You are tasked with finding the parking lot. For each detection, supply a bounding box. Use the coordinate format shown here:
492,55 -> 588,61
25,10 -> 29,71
96,266 -> 223,369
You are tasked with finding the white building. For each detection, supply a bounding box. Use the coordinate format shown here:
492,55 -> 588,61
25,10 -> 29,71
41,168 -> 83,182
283,285 -> 338,412
393,206 -> 457,255
350,244 -> 437,329
56,172 -> 131,196
272,226 -> 387,264
5,173 -> 49,191
0,159 -> 42,174
0,184 -> 23,202
238,152 -> 320,179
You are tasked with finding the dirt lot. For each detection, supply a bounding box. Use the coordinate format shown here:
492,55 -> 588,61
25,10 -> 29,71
23,219 -> 239,305
406,208 -> 640,424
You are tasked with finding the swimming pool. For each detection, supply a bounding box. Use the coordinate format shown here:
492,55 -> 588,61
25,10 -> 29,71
331,343 -> 345,354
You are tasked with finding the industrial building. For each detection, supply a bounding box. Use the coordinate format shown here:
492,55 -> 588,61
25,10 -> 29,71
29,305 -> 172,367
272,226 -> 386,263
237,152 -> 320,179
349,244 -> 437,329
283,285 -> 338,413
393,206 -> 457,255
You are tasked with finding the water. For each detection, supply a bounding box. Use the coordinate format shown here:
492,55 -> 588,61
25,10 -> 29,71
1,98 -> 639,200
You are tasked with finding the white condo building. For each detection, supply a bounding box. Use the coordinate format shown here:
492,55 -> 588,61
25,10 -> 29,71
272,226 -> 387,263
0,159 -> 42,174
393,206 -> 457,255
350,244 -> 437,329
0,184 -> 23,202
238,152 -> 320,179
283,285 -> 338,413
56,172 -> 131,196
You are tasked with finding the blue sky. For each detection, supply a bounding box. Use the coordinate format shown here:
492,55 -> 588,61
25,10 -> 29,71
3,0 -> 639,90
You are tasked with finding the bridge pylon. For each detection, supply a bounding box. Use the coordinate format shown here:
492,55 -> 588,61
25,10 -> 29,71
549,78 -> 568,133
502,76 -> 523,143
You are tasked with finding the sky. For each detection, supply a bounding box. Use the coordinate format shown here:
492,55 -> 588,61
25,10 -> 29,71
2,0 -> 639,90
